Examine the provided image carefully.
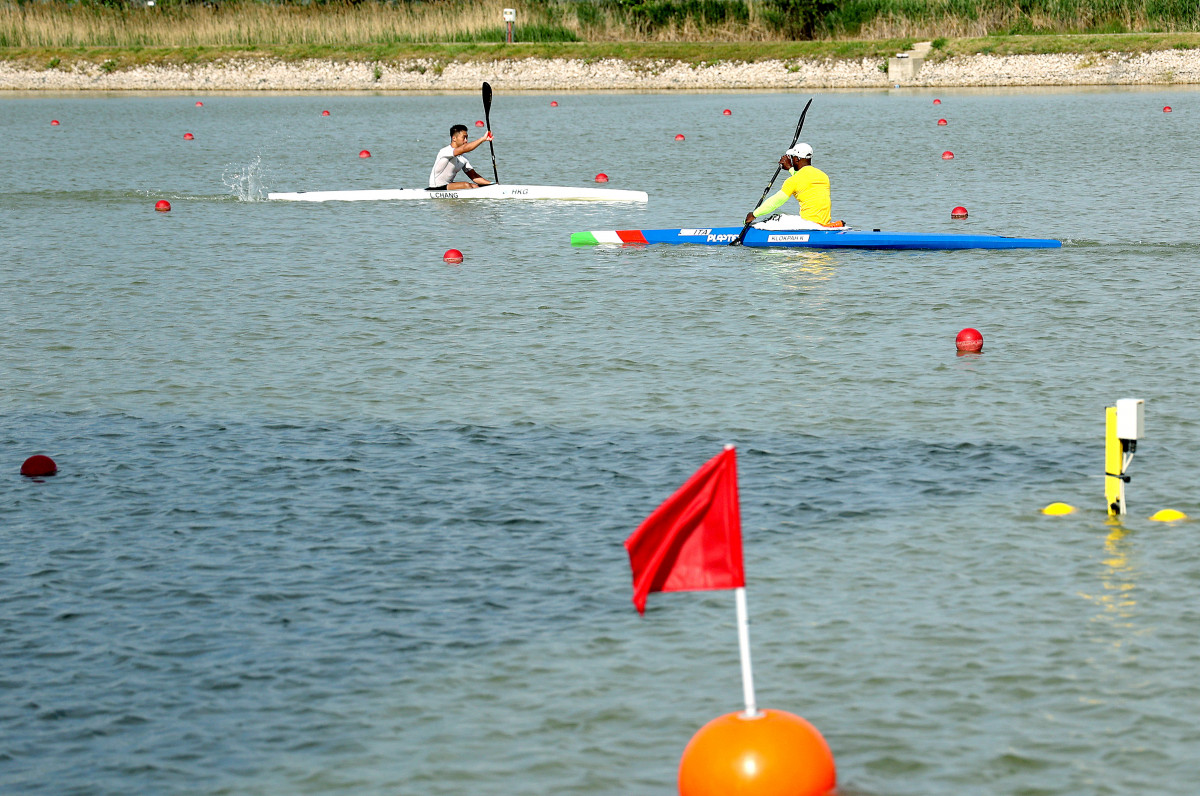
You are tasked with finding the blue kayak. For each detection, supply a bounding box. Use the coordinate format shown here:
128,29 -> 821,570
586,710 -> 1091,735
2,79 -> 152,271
570,226 -> 1062,250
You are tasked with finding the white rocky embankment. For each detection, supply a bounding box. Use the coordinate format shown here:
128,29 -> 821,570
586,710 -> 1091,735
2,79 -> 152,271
1,49 -> 1198,91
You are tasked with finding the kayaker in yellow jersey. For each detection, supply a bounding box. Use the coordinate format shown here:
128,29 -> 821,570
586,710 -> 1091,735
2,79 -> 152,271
743,143 -> 844,228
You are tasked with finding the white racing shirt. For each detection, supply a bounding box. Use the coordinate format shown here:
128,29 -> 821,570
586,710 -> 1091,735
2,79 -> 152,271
428,145 -> 473,187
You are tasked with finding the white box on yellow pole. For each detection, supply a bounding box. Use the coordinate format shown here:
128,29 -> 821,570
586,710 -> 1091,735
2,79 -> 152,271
1116,398 -> 1144,441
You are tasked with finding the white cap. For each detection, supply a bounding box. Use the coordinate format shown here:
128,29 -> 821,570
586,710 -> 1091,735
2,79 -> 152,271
787,143 -> 814,159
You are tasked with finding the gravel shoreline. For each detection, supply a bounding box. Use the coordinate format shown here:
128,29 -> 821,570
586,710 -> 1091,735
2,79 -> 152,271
2,49 -> 1199,91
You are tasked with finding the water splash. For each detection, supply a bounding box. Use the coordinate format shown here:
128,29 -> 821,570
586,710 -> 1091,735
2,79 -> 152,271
222,155 -> 271,202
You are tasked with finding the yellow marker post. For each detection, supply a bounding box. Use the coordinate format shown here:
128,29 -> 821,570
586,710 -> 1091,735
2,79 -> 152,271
1106,399 -> 1144,516
1105,407 -> 1124,516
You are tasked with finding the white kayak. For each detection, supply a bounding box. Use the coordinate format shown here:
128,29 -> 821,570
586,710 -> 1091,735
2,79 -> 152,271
267,184 -> 648,203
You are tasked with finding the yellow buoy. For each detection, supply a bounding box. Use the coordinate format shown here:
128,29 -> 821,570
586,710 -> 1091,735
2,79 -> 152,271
1042,502 -> 1076,516
1149,509 -> 1188,522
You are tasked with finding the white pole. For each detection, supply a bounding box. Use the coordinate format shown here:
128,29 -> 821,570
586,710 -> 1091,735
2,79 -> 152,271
735,586 -> 759,717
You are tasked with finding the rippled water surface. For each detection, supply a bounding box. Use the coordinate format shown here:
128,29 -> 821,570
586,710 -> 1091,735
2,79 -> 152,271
4,88 -> 1200,795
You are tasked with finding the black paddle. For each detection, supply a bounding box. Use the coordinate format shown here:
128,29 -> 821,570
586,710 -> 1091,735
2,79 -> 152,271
482,82 -> 500,185
729,98 -> 813,246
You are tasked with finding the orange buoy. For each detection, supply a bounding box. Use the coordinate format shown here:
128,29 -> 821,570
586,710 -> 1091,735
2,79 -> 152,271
951,205 -> 968,218
550,101 -> 558,107
942,151 -> 955,160
675,133 -> 685,141
322,110 -> 330,116
443,249 -> 464,264
50,119 -> 60,126
723,109 -> 732,115
359,150 -> 371,158
937,118 -> 947,125
21,455 -> 57,477
956,327 -> 983,352
1163,106 -> 1172,112
183,132 -> 194,140
595,173 -> 609,183
195,101 -> 203,107
155,200 -> 171,212
475,120 -> 485,127
933,98 -> 942,105
679,709 -> 836,796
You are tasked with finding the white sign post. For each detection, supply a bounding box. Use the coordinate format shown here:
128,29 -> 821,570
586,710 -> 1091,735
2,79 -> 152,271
503,8 -> 516,43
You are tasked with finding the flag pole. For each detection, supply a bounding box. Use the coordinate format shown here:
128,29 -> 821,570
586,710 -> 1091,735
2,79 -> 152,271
735,586 -> 759,717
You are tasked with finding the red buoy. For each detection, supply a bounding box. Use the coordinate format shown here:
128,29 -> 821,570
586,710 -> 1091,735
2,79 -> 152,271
937,118 -> 947,125
155,200 -> 171,212
595,173 -> 609,183
475,120 -> 485,127
1163,106 -> 1172,112
443,249 -> 464,264
50,119 -> 60,126
359,150 -> 371,158
933,98 -> 942,105
722,109 -> 732,115
183,132 -> 194,140
951,205 -> 968,218
675,133 -> 685,141
956,328 -> 983,352
550,101 -> 558,107
321,110 -> 330,116
21,455 -> 57,477
195,101 -> 203,107
942,151 -> 955,160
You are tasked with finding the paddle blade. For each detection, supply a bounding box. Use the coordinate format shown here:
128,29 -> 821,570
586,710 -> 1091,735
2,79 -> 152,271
791,98 -> 813,147
482,82 -> 499,184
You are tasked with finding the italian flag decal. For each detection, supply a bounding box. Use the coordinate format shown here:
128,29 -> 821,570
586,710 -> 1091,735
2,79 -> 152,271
570,229 -> 649,246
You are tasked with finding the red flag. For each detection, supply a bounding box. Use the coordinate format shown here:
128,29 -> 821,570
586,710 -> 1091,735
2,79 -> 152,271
624,447 -> 744,615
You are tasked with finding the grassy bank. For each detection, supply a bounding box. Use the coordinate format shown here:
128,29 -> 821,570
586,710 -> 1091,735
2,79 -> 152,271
1,0 -> 1198,53
3,33 -> 1200,72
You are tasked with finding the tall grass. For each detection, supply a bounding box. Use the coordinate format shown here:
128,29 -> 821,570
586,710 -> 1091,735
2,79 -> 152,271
827,0 -> 1200,38
0,0 -> 1196,49
0,1 -> 581,48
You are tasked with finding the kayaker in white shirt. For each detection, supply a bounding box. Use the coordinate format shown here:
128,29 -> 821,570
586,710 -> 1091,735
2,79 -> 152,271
428,124 -> 494,190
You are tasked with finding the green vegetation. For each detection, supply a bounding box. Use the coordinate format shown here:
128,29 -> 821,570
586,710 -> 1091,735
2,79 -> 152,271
0,0 -> 1197,68
1,0 -> 1197,50
4,33 -> 1199,70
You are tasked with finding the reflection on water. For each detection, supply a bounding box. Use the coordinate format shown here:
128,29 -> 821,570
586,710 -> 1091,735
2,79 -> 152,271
767,249 -> 838,288
1080,520 -> 1138,628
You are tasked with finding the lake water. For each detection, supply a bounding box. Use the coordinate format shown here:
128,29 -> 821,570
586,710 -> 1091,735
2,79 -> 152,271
3,87 -> 1200,795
